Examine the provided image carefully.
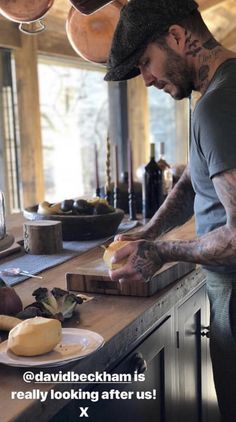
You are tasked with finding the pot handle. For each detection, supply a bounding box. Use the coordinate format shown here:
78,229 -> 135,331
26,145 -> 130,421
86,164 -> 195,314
19,20 -> 45,35
112,0 -> 127,9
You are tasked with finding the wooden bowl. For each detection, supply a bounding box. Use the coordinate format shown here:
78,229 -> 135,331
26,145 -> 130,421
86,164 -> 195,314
23,205 -> 125,241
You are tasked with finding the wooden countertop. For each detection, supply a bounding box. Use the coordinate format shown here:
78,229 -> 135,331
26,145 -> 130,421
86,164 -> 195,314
0,214 -> 204,422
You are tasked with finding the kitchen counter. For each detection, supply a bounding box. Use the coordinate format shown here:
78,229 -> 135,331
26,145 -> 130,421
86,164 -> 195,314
0,214 -> 205,422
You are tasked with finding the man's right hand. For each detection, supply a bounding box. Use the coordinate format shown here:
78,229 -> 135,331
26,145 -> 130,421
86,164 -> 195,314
115,227 -> 156,242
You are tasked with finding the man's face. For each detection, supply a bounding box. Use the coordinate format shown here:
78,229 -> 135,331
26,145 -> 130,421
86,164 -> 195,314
138,42 -> 195,100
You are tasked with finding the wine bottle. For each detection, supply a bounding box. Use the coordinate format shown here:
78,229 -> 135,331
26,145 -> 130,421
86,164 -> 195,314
142,143 -> 162,219
156,142 -> 173,203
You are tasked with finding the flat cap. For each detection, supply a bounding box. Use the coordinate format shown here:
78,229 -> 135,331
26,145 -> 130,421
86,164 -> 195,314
104,0 -> 199,82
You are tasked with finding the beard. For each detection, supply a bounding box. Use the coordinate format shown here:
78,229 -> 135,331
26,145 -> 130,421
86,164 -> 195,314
162,46 -> 195,100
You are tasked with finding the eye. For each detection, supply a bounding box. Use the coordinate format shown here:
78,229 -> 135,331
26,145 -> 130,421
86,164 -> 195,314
141,58 -> 150,68
138,58 -> 150,72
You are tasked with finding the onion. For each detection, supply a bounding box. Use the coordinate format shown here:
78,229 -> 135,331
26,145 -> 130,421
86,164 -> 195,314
0,279 -> 23,316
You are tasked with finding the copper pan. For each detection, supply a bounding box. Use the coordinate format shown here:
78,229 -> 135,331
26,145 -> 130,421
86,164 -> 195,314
0,0 -> 54,33
66,0 -> 127,64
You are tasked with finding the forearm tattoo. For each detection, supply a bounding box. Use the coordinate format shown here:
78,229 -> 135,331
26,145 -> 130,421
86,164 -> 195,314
131,242 -> 162,280
145,166 -> 195,238
156,226 -> 236,267
156,170 -> 236,268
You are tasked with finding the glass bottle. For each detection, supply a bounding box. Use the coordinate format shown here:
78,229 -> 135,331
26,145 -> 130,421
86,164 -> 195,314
142,143 -> 162,219
156,142 -> 173,203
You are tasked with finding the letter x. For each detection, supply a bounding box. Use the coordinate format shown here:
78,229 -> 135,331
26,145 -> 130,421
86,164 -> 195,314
79,407 -> 89,417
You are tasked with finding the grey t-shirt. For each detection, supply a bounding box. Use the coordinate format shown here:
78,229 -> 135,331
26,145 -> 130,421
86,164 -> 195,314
190,59 -> 236,272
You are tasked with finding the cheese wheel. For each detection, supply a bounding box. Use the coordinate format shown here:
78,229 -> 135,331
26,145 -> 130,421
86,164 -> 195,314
8,317 -> 61,357
103,240 -> 130,270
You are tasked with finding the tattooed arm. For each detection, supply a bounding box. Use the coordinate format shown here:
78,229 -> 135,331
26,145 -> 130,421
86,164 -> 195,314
117,164 -> 195,242
110,169 -> 236,283
144,164 -> 195,236
156,169 -> 236,267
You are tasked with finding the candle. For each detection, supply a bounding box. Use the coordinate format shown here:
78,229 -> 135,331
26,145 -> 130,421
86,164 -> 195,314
114,144 -> 119,189
128,140 -> 136,220
128,140 -> 133,191
94,144 -> 100,192
106,134 -> 111,190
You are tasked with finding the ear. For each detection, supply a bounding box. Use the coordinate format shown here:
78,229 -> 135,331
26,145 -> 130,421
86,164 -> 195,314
166,25 -> 186,53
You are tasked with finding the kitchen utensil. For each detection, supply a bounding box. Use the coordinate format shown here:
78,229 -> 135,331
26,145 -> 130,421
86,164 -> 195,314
0,267 -> 43,279
66,1 -> 126,63
0,0 -> 54,34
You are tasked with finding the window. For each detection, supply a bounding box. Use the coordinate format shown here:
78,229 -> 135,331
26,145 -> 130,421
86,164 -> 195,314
0,49 -> 21,213
38,57 -> 109,202
148,87 -> 189,165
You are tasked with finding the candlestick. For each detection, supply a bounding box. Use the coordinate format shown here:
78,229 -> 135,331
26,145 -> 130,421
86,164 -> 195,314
105,133 -> 112,203
94,144 -> 100,197
113,144 -> 120,209
127,141 -> 133,192
127,141 -> 136,220
106,133 -> 111,190
114,144 -> 119,190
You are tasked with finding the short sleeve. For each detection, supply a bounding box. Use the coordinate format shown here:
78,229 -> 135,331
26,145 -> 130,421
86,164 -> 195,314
193,89 -> 236,178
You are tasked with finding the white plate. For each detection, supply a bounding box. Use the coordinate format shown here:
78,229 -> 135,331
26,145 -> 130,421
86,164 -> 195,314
0,328 -> 104,368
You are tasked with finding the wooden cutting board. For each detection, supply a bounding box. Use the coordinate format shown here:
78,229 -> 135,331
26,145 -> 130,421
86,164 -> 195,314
66,219 -> 196,297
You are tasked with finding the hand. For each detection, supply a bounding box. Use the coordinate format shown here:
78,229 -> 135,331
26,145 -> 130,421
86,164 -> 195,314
109,240 -> 164,285
115,227 -> 157,243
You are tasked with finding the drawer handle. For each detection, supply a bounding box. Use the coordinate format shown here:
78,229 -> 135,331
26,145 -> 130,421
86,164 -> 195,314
132,352 -> 147,374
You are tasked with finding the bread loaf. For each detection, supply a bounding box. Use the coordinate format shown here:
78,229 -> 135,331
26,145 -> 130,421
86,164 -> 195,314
103,240 -> 130,270
0,315 -> 22,331
8,317 -> 61,356
38,201 -> 61,215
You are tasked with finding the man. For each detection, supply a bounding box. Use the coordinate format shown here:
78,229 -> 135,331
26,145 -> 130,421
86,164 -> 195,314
104,0 -> 236,421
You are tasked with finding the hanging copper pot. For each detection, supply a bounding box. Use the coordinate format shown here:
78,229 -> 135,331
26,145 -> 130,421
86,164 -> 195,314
66,0 -> 127,64
0,0 -> 54,33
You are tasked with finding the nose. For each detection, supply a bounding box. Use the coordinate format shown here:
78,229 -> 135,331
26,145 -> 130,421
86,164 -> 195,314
139,67 -> 155,87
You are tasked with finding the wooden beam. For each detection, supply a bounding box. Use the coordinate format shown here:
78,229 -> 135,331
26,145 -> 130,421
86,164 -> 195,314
0,55 -> 9,209
37,29 -> 78,59
175,100 -> 189,164
198,0 -> 226,11
127,76 -> 149,176
14,34 -> 45,207
0,18 -> 21,49
221,27 -> 236,50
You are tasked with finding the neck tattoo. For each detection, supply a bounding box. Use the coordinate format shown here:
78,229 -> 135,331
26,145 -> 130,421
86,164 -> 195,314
185,33 -> 202,57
